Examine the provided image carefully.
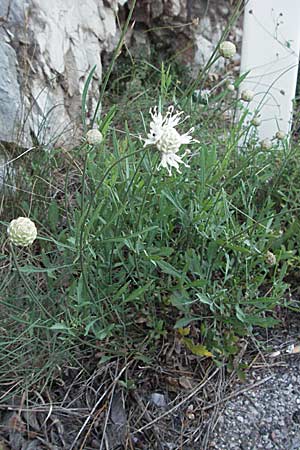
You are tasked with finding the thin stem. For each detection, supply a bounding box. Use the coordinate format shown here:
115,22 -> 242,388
133,153 -> 160,278
91,0 -> 137,126
108,148 -> 148,283
10,245 -> 53,319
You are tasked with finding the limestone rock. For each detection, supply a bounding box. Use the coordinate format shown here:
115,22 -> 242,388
0,0 -> 125,147
0,0 -> 242,147
0,39 -> 23,144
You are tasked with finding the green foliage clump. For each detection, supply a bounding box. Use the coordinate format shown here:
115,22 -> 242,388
1,35 -> 300,390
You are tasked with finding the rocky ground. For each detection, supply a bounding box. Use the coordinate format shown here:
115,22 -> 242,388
210,357 -> 300,450
1,316 -> 300,450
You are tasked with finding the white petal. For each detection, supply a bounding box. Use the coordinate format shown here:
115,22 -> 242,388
145,104 -> 195,174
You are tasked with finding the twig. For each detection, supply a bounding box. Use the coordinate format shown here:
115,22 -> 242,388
200,366 -> 226,449
131,390 -> 164,450
134,367 -> 220,434
79,406 -> 106,450
201,375 -> 273,411
0,146 -> 36,168
99,364 -> 120,450
69,363 -> 130,450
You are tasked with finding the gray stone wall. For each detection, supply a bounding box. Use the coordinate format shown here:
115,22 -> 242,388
0,0 -> 242,147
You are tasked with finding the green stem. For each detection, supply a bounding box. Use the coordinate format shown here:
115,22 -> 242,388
11,245 -> 53,319
133,153 -> 160,278
91,0 -> 137,126
183,0 -> 244,99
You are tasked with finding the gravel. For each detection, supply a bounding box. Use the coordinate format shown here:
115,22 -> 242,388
209,357 -> 300,450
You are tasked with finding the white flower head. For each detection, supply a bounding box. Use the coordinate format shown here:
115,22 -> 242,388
275,130 -> 285,140
241,90 -> 254,102
265,250 -> 276,266
227,83 -> 235,92
219,41 -> 236,59
86,129 -> 103,145
251,117 -> 261,127
144,105 -> 195,176
261,138 -> 272,150
8,217 -> 37,247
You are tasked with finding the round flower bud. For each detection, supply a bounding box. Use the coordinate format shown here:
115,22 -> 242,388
241,90 -> 254,102
275,130 -> 285,140
227,83 -> 235,92
86,129 -> 103,145
265,250 -> 276,266
219,41 -> 236,59
251,117 -> 261,127
7,217 -> 37,247
261,139 -> 272,150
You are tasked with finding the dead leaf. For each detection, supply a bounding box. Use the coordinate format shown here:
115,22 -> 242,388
107,392 -> 127,450
177,327 -> 190,336
287,344 -> 300,354
136,315 -> 147,324
178,376 -> 193,390
8,413 -> 25,433
183,338 -> 213,357
110,391 -> 126,426
166,377 -> 179,392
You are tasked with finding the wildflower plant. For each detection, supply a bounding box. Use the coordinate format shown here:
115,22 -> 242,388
1,3 -> 299,393
144,105 -> 196,175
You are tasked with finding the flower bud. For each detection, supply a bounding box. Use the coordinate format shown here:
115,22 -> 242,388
86,129 -> 103,145
241,90 -> 254,102
261,139 -> 272,150
251,117 -> 261,127
219,41 -> 236,59
275,130 -> 285,140
227,83 -> 235,92
265,251 -> 276,266
8,217 -> 37,247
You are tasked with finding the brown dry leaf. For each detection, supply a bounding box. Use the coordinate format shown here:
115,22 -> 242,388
166,376 -> 179,392
8,413 -> 25,433
178,376 -> 194,390
136,315 -> 147,324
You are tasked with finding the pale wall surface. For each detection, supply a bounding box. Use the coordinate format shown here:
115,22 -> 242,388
240,0 -> 300,139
